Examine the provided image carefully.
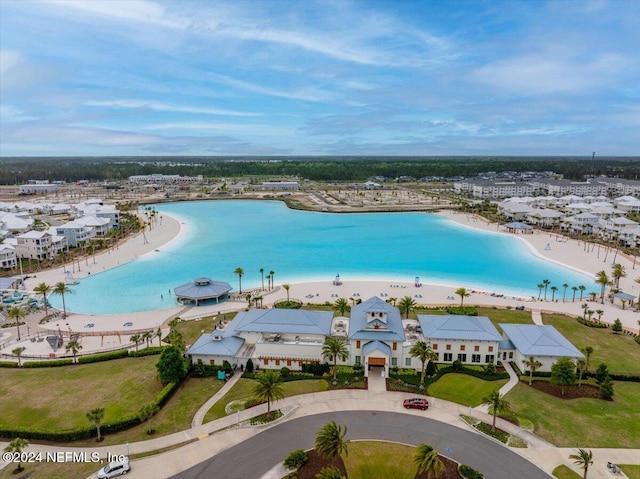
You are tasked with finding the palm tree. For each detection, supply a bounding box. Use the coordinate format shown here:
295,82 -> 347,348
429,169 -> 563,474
409,341 -> 437,385
581,303 -> 589,318
595,310 -> 604,323
65,339 -> 82,363
455,287 -> 470,307
141,330 -> 153,348
138,403 -> 159,434
315,421 -> 348,460
542,279 -> 550,300
522,356 -> 542,386
569,449 -> 593,479
578,285 -> 586,301
315,466 -> 345,479
52,282 -> 72,319
130,334 -> 141,352
398,296 -> 417,319
576,358 -> 587,387
537,283 -> 544,300
234,267 -> 244,294
7,306 -> 25,341
155,328 -> 163,346
283,284 -> 290,303
86,407 -> 105,441
332,298 -> 349,316
414,444 -> 445,479
562,283 -> 569,303
611,263 -> 626,288
481,390 -> 511,431
582,346 -> 594,372
12,347 -> 26,367
322,337 -> 349,380
260,267 -> 265,291
34,282 -> 52,320
252,370 -> 285,413
3,437 -> 29,472
550,286 -> 558,301
571,286 -> 578,302
269,270 -> 275,290
595,270 -> 609,303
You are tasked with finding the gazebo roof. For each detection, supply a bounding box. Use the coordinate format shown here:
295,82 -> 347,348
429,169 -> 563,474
504,222 -> 533,230
174,278 -> 232,300
613,292 -> 635,301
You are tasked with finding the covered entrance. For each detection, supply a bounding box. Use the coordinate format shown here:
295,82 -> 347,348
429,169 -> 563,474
363,340 -> 391,378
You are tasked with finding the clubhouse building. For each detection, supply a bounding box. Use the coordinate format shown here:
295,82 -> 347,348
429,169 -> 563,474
187,296 -> 583,376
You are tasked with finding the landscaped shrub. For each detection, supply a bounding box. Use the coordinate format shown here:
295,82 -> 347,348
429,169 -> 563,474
128,346 -> 164,357
474,422 -> 509,443
484,362 -> 496,375
222,360 -> 232,374
0,361 -> 18,368
612,319 -> 623,333
459,464 -> 484,479
576,317 -> 608,328
600,376 -> 615,400
452,359 -> 463,371
284,449 -> 308,471
595,363 -> 609,385
445,306 -> 478,316
249,409 -> 283,425
246,358 -> 254,373
280,366 -> 291,378
426,360 -> 437,377
78,350 -> 128,364
301,362 -> 330,376
23,359 -> 73,368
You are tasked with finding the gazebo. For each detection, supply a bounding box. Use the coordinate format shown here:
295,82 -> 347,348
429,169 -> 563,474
504,222 -> 534,234
613,291 -> 636,309
174,278 -> 232,306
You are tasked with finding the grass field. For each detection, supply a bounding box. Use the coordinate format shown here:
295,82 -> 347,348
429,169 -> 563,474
343,441 -> 418,479
552,465 -> 581,479
506,382 -> 640,448
427,373 -> 508,407
542,313 -> 640,375
0,458 -> 100,479
0,356 -> 161,432
175,313 -> 237,345
620,465 -> 640,479
475,307 -> 533,333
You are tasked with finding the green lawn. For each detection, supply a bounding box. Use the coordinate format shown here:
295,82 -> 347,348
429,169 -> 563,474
0,458 -> 100,479
542,313 -> 640,375
343,441 -> 417,479
620,465 -> 640,479
506,382 -> 640,448
552,465 -> 581,479
175,313 -> 237,345
476,307 -> 533,333
0,356 -> 162,432
427,373 -> 508,407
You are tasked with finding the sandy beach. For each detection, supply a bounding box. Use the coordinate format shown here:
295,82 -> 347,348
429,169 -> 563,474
9,206 -> 640,349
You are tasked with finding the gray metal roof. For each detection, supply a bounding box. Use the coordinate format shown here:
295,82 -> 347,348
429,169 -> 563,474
228,308 -> 333,336
504,222 -> 533,229
498,339 -> 515,350
348,296 -> 405,342
187,333 -> 244,357
174,278 -> 232,300
417,315 -> 503,341
613,292 -> 635,301
499,324 -> 584,358
362,340 -> 391,357
0,277 -> 21,290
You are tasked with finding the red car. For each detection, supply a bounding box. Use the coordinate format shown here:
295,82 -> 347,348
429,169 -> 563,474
403,397 -> 429,410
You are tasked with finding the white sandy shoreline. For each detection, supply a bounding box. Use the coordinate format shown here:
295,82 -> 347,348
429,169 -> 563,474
17,205 -> 640,334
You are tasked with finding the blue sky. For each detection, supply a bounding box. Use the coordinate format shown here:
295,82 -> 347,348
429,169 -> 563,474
1,0 -> 638,156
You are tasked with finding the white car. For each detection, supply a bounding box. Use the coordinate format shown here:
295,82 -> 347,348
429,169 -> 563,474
97,457 -> 130,478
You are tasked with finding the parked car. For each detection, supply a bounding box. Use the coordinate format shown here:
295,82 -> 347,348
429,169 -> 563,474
97,457 -> 130,478
403,397 -> 429,410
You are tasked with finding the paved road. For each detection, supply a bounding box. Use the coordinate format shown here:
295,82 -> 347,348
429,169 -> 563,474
171,411 -> 550,479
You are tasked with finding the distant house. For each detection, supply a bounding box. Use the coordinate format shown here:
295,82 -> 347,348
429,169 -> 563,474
56,221 -> 93,247
15,231 -> 54,260
0,244 -> 17,269
262,181 -> 300,191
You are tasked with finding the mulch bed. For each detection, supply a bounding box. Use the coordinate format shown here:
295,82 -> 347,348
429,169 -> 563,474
293,450 -> 348,479
415,456 -> 463,479
529,381 -> 601,399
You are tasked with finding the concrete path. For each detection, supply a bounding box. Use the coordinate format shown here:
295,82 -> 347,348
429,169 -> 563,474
531,309 -> 543,325
474,360 -> 520,415
190,371 -> 243,427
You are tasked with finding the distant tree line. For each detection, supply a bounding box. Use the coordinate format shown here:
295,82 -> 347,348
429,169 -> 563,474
0,156 -> 639,184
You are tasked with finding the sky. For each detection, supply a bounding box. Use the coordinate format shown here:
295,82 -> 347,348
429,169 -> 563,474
0,0 -> 639,157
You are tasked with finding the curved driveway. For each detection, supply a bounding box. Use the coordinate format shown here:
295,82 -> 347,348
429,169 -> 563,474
171,411 -> 550,479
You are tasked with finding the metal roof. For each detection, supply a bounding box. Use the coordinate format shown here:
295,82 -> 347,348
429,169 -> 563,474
417,315 -> 503,342
504,222 -> 533,229
187,333 -> 244,357
174,278 -> 232,300
613,292 -> 635,301
348,296 -> 405,342
362,340 -> 391,357
228,308 -> 333,336
499,324 -> 584,358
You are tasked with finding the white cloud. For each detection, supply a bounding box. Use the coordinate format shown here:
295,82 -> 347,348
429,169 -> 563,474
211,74 -> 335,103
142,121 -> 291,136
85,99 -> 262,117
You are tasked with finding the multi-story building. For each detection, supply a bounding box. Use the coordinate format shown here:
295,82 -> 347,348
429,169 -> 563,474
15,231 -> 54,260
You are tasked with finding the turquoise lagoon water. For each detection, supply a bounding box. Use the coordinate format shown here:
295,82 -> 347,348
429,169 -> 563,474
56,200 -> 595,314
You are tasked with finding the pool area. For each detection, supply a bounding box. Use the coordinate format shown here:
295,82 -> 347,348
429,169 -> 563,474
54,200 -> 596,314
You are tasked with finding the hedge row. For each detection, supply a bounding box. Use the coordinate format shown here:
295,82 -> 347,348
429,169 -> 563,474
77,349 -> 129,364
23,359 -> 73,368
0,361 -> 18,368
128,346 -> 165,357
389,364 -> 509,388
0,382 -> 178,442
577,317 -> 609,328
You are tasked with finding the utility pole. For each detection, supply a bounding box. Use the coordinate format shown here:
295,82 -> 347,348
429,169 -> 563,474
592,152 -> 595,176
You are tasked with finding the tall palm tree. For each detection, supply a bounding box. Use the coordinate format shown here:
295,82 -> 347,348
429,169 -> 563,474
582,346 -> 594,372
542,279 -> 550,300
398,296 -> 417,319
3,437 -> 29,472
130,334 -> 141,352
550,286 -> 558,301
522,356 -> 542,386
537,283 -> 544,300
611,263 -> 626,288
595,271 -> 609,303
578,285 -> 586,301
65,339 -> 82,363
414,444 -> 445,479
409,341 -> 437,385
481,390 -> 511,431
332,298 -> 349,316
569,449 -> 593,479
141,330 -> 153,348
576,358 -> 587,387
283,284 -> 290,303
259,268 -> 264,291
265,274 -> 271,291
595,310 -> 604,323
234,267 -> 244,294
34,282 -> 52,320
252,370 -> 285,413
86,407 -> 105,441
12,347 -> 26,367
571,286 -> 578,302
455,287 -> 470,307
322,337 -> 349,380
269,270 -> 275,290
315,421 -> 348,460
138,403 -> 159,435
562,283 -> 569,303
7,306 -> 25,341
52,281 -> 72,318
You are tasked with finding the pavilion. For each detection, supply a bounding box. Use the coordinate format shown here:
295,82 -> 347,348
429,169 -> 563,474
504,222 -> 534,234
174,277 -> 232,306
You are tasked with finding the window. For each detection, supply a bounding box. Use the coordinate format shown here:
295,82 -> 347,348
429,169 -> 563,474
474,345 -> 480,352
472,354 -> 481,363
391,357 -> 397,366
209,359 -> 215,365
443,353 -> 453,362
509,352 -> 513,359
457,353 -> 467,363
446,344 -> 451,351
287,360 -> 292,366
488,346 -> 494,352
355,356 -> 361,365
263,359 -> 269,366
405,357 -> 411,366
432,343 -> 438,350
275,359 -> 280,366
356,340 -> 361,349
392,342 -> 397,351
460,345 -> 466,351
485,355 -> 495,363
